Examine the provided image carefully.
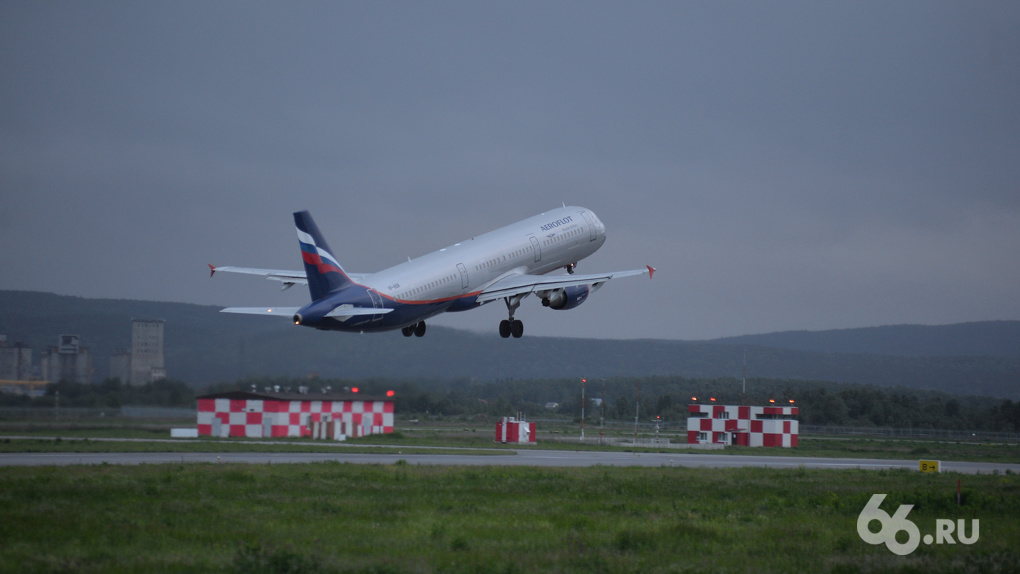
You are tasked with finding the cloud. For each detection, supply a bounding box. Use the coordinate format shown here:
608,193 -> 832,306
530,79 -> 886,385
1,2 -> 1018,339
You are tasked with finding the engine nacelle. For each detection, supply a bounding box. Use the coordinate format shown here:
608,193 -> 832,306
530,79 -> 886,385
541,285 -> 590,310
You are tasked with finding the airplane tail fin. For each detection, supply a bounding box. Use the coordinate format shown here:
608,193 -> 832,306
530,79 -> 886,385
293,211 -> 352,301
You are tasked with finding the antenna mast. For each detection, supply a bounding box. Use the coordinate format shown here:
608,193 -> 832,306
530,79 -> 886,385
742,350 -> 747,403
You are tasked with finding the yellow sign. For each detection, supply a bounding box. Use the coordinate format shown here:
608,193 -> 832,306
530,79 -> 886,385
919,460 -> 941,473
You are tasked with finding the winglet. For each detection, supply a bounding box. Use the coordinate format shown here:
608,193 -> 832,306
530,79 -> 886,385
208,264 -> 217,278
647,265 -> 656,279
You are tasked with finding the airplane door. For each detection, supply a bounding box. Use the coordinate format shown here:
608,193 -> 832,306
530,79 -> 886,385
580,211 -> 598,242
529,236 -> 541,262
457,263 -> 469,289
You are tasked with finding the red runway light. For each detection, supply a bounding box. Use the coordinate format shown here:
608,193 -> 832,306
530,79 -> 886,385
386,390 -> 395,397
351,387 -> 359,393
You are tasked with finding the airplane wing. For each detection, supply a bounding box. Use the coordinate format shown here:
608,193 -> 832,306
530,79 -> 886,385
219,305 -> 392,321
476,265 -> 655,303
208,265 -> 368,288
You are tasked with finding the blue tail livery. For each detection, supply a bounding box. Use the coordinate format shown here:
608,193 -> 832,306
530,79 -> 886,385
294,210 -> 352,301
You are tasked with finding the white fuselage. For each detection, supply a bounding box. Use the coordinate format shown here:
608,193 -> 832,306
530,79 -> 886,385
365,206 -> 607,306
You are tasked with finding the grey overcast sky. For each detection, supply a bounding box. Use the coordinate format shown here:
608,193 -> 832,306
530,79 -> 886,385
2,2 -> 1018,340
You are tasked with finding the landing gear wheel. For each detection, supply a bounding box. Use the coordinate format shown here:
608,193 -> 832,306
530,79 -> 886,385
500,294 -> 528,339
401,326 -> 414,337
414,321 -> 427,337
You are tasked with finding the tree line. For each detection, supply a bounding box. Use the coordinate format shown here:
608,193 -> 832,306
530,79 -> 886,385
3,375 -> 1018,433
214,375 -> 1020,433
0,378 -> 194,409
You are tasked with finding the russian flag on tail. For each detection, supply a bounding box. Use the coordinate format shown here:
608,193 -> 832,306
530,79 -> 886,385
294,211 -> 352,301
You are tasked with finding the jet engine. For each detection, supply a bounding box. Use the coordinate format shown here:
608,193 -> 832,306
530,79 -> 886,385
541,285 -> 590,310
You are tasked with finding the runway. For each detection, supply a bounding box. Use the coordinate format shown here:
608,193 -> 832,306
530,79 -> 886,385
2,448 -> 1018,474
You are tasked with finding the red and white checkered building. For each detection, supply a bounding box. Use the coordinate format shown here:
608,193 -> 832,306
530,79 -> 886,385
687,404 -> 798,447
197,390 -> 394,439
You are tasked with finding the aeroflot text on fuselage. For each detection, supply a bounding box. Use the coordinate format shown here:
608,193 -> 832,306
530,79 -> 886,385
540,216 -> 574,231
212,206 -> 653,338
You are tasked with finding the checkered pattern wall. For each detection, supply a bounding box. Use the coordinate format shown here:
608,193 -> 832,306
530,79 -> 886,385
197,393 -> 394,439
686,404 -> 798,448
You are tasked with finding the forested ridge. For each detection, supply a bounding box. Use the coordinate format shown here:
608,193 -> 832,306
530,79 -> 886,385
2,290 -> 1018,398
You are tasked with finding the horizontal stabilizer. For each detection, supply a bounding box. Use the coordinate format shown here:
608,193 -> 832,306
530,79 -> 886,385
220,307 -> 301,316
208,265 -> 368,285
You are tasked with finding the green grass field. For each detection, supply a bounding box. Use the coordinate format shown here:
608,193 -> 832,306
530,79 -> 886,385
0,436 -> 509,457
0,462 -> 1017,573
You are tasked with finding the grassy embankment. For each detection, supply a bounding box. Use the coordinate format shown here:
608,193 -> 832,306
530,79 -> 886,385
0,463 -> 1017,573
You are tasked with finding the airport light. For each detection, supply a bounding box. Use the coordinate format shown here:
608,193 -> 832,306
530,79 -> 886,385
579,379 -> 587,442
769,399 -> 775,404
633,379 -> 641,445
599,379 -> 606,445
352,387 -> 359,394
386,390 -> 395,397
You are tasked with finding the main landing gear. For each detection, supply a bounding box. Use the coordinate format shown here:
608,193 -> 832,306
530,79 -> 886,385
401,322 -> 427,337
499,319 -> 523,338
499,295 -> 526,338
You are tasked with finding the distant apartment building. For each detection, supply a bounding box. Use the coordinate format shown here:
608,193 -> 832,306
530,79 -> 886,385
0,335 -> 32,381
40,335 -> 93,384
109,320 -> 167,385
109,349 -> 131,383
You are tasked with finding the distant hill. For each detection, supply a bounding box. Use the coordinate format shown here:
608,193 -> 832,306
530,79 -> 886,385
711,322 -> 1020,358
2,291 -> 1018,398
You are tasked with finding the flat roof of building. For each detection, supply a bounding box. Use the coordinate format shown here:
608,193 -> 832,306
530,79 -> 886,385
197,390 -> 389,402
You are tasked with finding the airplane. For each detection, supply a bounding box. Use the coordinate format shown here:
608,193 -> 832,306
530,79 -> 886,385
210,206 -> 654,338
